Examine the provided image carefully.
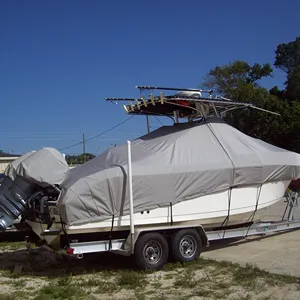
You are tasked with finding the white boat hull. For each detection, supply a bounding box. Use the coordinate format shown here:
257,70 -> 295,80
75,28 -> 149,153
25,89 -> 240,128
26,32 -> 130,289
26,180 -> 290,247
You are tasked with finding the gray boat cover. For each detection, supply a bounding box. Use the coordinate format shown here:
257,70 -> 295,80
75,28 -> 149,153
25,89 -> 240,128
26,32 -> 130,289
4,151 -> 36,181
0,148 -> 69,230
57,117 -> 300,226
0,151 -> 36,202
16,147 -> 69,187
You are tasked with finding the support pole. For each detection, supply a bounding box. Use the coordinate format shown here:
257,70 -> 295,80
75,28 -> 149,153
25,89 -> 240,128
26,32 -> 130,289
146,115 -> 150,133
174,110 -> 179,123
127,141 -> 135,254
82,133 -> 86,163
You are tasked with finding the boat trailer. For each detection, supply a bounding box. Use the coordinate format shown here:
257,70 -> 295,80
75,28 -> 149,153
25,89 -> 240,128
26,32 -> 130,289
55,139 -> 300,270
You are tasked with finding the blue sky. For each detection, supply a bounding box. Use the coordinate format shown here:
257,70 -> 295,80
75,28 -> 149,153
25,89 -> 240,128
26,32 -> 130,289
1,0 -> 299,155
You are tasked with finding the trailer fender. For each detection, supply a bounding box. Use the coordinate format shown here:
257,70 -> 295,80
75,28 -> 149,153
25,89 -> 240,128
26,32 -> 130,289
194,226 -> 209,247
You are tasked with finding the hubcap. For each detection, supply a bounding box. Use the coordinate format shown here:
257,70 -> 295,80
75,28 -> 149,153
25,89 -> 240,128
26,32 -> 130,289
143,241 -> 162,264
179,235 -> 197,258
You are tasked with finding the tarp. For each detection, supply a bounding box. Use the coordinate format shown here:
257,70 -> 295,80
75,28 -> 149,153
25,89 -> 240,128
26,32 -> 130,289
0,151 -> 37,230
57,117 -> 300,226
0,151 -> 36,201
0,148 -> 69,230
4,151 -> 36,181
16,147 -> 69,187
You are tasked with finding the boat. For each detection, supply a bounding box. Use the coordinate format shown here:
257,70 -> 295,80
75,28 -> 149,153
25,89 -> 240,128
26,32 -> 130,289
14,86 -> 299,251
1,86 -> 300,256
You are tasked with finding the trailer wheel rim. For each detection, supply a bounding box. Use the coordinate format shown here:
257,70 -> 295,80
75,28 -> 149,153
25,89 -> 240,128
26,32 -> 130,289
143,241 -> 163,265
179,235 -> 197,258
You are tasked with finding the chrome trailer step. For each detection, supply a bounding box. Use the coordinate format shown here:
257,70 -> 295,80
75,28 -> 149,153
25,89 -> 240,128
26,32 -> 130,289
67,239 -> 127,256
41,229 -> 62,236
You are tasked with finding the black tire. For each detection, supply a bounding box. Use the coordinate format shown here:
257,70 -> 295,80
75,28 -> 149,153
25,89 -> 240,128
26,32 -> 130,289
134,232 -> 169,270
171,229 -> 202,263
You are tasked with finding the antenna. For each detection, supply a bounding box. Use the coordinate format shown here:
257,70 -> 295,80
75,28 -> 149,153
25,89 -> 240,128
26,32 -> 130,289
136,85 -> 213,94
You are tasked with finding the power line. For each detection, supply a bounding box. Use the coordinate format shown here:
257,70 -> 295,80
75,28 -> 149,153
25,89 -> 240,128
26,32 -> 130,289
154,116 -> 165,126
58,116 -> 135,151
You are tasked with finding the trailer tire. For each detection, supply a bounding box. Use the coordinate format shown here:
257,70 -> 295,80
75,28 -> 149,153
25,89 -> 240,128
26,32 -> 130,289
134,232 -> 169,270
171,229 -> 202,263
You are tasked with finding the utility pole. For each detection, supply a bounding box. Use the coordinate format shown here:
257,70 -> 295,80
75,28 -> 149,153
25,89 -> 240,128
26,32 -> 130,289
146,115 -> 150,133
82,132 -> 86,163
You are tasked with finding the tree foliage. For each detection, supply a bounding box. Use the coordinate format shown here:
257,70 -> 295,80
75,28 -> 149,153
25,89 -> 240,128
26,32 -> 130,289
285,65 -> 300,100
203,60 -> 272,95
274,37 -> 300,101
65,153 -> 95,165
202,40 -> 300,153
275,37 -> 300,75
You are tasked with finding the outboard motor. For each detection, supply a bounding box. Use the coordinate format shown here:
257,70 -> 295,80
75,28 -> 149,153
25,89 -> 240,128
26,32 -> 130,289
0,176 -> 39,230
0,148 -> 69,231
0,151 -> 36,230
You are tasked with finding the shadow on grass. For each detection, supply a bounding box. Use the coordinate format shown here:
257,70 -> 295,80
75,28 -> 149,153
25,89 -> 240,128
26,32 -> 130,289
0,247 -> 138,278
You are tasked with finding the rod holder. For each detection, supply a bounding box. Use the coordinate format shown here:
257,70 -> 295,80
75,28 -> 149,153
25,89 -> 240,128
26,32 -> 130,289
160,92 -> 164,104
150,94 -> 155,105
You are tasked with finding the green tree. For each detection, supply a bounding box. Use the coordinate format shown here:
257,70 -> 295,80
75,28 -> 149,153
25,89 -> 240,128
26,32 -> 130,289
203,59 -> 300,152
285,65 -> 300,101
274,37 -> 300,101
274,37 -> 300,75
65,153 -> 96,165
203,60 -> 272,96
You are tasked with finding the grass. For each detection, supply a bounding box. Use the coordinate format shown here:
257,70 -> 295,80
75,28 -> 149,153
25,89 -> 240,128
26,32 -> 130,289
173,270 -> 198,289
163,273 -> 174,280
152,281 -> 163,288
238,295 -> 253,300
78,276 -> 119,293
258,295 -> 275,300
32,276 -> 91,300
1,278 -> 27,289
95,281 -> 119,294
115,270 -> 147,289
0,270 -> 24,279
33,284 -> 90,300
0,292 -> 29,300
78,277 -> 100,287
231,262 -> 298,288
0,241 -> 299,300
193,287 -> 213,298
134,292 -> 147,300
0,241 -> 35,251
191,277 -> 232,299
